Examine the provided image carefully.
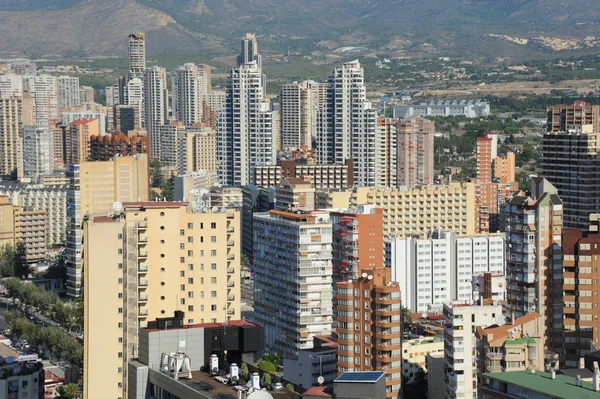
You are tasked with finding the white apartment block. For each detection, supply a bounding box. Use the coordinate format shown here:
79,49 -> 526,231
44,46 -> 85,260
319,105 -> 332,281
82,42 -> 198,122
280,80 -> 327,149
386,231 -> 505,313
23,74 -> 59,125
253,210 -> 333,361
217,61 -> 275,186
394,100 -> 490,119
172,63 -> 202,127
0,182 -> 67,246
144,67 -> 168,157
126,77 -> 144,129
443,303 -> 504,399
0,74 -> 23,98
58,76 -> 80,108
22,125 -> 53,182
128,33 -> 146,80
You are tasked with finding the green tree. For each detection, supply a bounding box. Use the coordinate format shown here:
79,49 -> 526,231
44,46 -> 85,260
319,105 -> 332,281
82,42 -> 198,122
263,373 -> 272,386
150,159 -> 164,188
240,362 -> 249,377
56,383 -> 81,399
259,360 -> 276,373
286,383 -> 295,391
161,178 -> 174,201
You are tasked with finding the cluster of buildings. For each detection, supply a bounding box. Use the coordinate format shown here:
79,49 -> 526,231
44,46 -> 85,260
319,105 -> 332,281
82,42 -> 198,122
6,26 -> 600,399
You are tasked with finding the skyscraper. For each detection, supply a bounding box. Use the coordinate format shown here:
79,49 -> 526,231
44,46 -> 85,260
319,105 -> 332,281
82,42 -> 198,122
143,67 -> 168,157
237,33 -> 261,67
253,210 -> 333,361
504,177 -> 562,349
375,117 -> 397,187
58,76 -> 80,108
171,63 -> 202,127
280,80 -> 327,149
317,60 -> 379,187
23,74 -> 59,126
397,116 -> 434,187
66,154 -> 149,297
22,125 -> 53,182
0,97 -> 22,177
217,61 -> 275,186
128,32 -> 146,80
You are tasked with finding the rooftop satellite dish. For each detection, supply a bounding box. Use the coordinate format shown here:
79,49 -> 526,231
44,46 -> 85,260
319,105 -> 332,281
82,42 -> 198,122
421,313 -> 428,319
5,356 -> 14,364
361,272 -> 368,278
367,275 -> 373,280
202,207 -> 208,213
212,206 -> 219,213
317,376 -> 324,385
112,201 -> 123,212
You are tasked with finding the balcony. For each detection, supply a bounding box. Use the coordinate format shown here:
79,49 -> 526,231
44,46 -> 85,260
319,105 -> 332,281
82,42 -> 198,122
138,220 -> 147,228
227,255 -> 235,260
227,281 -> 235,288
227,267 -> 235,274
227,241 -> 235,247
227,295 -> 235,301
486,351 -> 503,360
138,264 -> 148,273
138,310 -> 149,317
227,227 -> 235,233
138,280 -> 148,287
138,294 -> 148,302
138,233 -> 147,243
227,308 -> 235,315
138,249 -> 148,258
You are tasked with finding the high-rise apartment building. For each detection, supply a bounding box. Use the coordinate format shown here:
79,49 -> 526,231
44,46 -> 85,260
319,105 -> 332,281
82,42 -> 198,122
397,116 -> 434,187
144,67 -> 168,157
79,86 -> 94,105
0,74 -> 23,98
22,125 -> 53,182
89,133 -> 149,161
317,183 -> 476,238
64,118 -> 99,166
559,214 -> 600,367
83,203 -> 240,399
113,105 -> 141,133
66,154 -> 149,297
475,133 -> 518,233
386,231 -> 505,313
241,185 -> 275,262
280,80 -> 327,149
58,76 -> 80,108
128,33 -> 146,80
160,122 -> 215,174
0,196 -> 14,247
0,97 -> 22,177
0,182 -> 67,246
14,206 -> 47,261
504,178 -> 562,351
253,159 -> 354,189
62,111 -> 106,134
541,127 -> 600,230
546,100 -> 600,133
171,63 -> 202,127
253,210 -> 333,361
375,117 -> 398,187
330,205 -> 384,283
317,60 -> 379,187
443,302 -> 505,399
193,130 -> 217,172
237,33 -> 261,67
198,63 -> 212,98
336,271 -> 402,399
217,61 -> 275,186
23,74 -> 59,125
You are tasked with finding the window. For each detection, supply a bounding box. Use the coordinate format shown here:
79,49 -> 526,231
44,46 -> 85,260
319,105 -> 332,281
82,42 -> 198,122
180,284 -> 185,291
364,336 -> 370,344
200,223 -> 204,229
200,236 -> 204,243
118,263 -> 123,269
118,278 -> 123,284
188,250 -> 193,257
118,322 -> 123,328
118,337 -> 123,343
211,291 -> 217,298
118,307 -> 123,314
211,263 -> 217,270
180,271 -> 185,277
180,257 -> 185,263
188,292 -> 194,298
211,222 -> 216,229
118,293 -> 123,299
180,298 -> 185,305
211,304 -> 217,311
118,352 -> 123,358
117,249 -> 123,254
188,305 -> 194,312
179,229 -> 184,235
211,236 -> 217,243
211,250 -> 217,257
118,233 -> 123,239
188,264 -> 194,271
188,237 -> 193,243
211,277 -> 217,284
180,243 -> 185,250
200,250 -> 204,256
188,278 -> 194,284
118,367 -> 123,373
365,347 -> 370,355
187,223 -> 193,229
201,277 -> 205,284
188,319 -> 194,324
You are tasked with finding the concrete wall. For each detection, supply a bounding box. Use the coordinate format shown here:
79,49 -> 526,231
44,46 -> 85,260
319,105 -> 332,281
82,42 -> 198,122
140,328 -> 206,370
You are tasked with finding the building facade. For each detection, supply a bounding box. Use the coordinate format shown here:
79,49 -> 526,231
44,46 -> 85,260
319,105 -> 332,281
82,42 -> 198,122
171,63 -> 202,127
0,97 -> 22,177
89,133 -> 149,161
128,33 -> 146,80
144,67 -> 168,157
22,125 -> 53,182
397,116 -> 434,187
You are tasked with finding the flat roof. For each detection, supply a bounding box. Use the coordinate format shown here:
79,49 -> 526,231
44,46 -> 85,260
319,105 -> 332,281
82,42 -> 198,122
483,371 -> 600,399
145,319 -> 259,333
335,371 -> 385,383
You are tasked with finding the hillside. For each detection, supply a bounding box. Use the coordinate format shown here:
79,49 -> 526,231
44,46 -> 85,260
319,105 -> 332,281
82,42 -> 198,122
0,0 -> 598,58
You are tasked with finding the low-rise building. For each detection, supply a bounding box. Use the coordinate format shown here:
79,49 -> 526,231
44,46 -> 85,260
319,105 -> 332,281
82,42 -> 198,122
0,353 -> 44,398
283,336 -> 337,390
401,337 -> 444,384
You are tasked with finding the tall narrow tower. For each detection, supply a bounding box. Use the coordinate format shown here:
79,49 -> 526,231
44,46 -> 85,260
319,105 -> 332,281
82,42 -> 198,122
171,63 -> 202,127
237,33 -> 261,68
128,33 -> 146,80
144,66 -> 168,157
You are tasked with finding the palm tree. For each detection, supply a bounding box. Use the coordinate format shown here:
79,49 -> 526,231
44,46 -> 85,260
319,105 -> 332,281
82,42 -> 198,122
56,383 -> 81,399
400,305 -> 412,326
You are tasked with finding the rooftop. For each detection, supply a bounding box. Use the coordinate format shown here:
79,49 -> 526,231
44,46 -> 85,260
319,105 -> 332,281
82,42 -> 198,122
145,319 -> 259,333
335,371 -> 385,383
483,371 -> 600,399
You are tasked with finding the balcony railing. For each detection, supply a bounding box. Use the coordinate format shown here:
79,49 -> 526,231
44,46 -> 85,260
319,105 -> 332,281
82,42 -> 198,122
227,267 -> 235,274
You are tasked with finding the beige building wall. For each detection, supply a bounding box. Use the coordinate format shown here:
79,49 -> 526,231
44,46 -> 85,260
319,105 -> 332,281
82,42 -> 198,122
0,97 -> 23,177
0,196 -> 15,247
317,183 -> 476,237
83,203 -> 240,399
14,207 -> 46,261
194,131 -> 217,172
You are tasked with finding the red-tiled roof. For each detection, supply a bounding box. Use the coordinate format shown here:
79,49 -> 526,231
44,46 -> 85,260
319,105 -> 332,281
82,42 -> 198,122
71,118 -> 97,125
304,386 -> 331,397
